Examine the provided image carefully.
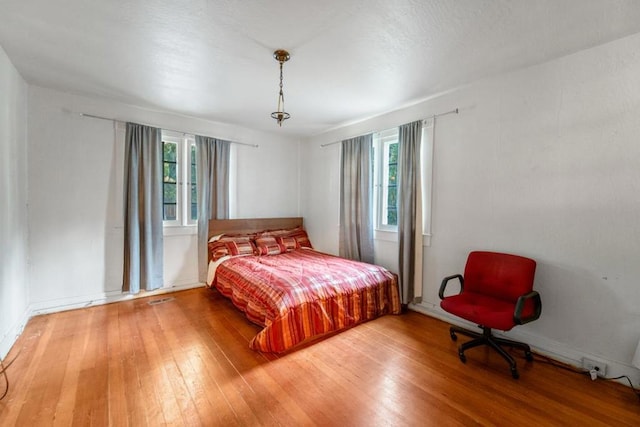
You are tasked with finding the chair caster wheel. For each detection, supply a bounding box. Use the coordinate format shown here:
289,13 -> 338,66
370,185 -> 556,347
450,330 -> 458,341
458,351 -> 466,363
511,368 -> 519,379
525,351 -> 533,362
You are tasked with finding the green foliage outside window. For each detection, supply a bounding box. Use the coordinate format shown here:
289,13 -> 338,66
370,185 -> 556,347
162,138 -> 198,224
164,142 -> 177,162
387,142 -> 398,225
190,144 -> 197,221
163,141 -> 178,221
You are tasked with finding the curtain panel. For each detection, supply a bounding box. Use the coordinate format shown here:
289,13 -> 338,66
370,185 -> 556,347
195,135 -> 230,283
123,122 -> 164,293
397,120 -> 424,305
339,134 -> 374,263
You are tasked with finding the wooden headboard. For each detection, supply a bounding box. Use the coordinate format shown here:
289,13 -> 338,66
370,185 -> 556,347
208,217 -> 303,238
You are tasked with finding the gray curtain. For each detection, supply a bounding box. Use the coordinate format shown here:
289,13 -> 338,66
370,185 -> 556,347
397,120 -> 423,305
339,134 -> 374,263
196,135 -> 230,283
123,122 -> 164,293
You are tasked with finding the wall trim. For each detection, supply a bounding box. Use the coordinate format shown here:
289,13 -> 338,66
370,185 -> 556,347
0,283 -> 204,360
30,282 -> 205,316
0,306 -> 31,360
410,302 -> 640,388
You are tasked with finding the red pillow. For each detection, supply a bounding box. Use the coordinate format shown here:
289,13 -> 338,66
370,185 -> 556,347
218,235 -> 256,256
260,227 -> 313,250
254,236 -> 286,255
226,240 -> 256,256
208,240 -> 230,261
277,236 -> 298,251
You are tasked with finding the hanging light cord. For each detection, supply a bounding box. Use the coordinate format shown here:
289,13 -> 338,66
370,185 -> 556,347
277,61 -> 285,112
270,49 -> 291,126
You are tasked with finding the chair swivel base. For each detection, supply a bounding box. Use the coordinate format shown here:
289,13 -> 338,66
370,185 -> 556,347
449,325 -> 533,379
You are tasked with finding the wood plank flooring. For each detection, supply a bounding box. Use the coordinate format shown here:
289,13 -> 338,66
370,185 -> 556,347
1,288 -> 638,426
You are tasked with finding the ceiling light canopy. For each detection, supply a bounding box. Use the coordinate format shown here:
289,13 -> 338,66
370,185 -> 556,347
270,49 -> 290,127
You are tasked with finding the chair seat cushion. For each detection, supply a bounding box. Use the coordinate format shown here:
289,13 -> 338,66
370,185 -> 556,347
440,292 -> 517,331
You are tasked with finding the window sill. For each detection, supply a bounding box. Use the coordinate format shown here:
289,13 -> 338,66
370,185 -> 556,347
374,229 -> 432,247
163,225 -> 197,237
374,229 -> 398,243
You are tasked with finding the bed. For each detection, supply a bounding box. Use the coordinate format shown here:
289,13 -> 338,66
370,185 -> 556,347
206,217 -> 401,353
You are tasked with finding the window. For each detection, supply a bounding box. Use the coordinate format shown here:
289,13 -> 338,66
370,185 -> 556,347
373,120 -> 434,243
162,131 -> 197,227
373,128 -> 400,230
163,140 -> 178,221
189,143 -> 197,221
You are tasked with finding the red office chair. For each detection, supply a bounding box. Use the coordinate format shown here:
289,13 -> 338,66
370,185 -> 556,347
439,251 -> 541,378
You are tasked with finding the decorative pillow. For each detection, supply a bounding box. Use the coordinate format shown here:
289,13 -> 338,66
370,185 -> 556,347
218,235 -> 256,256
254,236 -> 286,256
226,242 -> 255,256
291,231 -> 313,249
285,228 -> 313,249
208,240 -> 230,262
277,236 -> 298,252
260,227 -> 314,250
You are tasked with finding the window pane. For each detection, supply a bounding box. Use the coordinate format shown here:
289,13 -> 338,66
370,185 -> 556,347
386,142 -> 398,226
191,203 -> 198,221
164,204 -> 177,221
190,184 -> 198,221
387,208 -> 397,226
190,144 -> 197,221
388,142 -> 398,164
190,185 -> 197,203
163,141 -> 177,161
163,182 -> 176,203
163,162 -> 177,183
190,145 -> 197,181
387,185 -> 397,207
388,164 -> 397,185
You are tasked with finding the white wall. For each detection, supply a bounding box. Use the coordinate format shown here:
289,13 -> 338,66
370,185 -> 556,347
302,32 -> 640,382
0,45 -> 29,358
28,88 -> 119,308
234,142 -> 301,218
27,86 -> 301,312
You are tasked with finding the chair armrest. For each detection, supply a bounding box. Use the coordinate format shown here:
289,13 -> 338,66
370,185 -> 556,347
439,274 -> 464,300
513,291 -> 542,325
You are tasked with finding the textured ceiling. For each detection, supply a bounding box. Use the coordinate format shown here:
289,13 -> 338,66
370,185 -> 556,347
2,0 -> 640,137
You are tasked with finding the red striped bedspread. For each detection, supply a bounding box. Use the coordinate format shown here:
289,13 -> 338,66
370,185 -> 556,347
211,249 -> 401,353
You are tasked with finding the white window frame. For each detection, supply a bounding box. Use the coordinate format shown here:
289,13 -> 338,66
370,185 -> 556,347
373,128 -> 400,232
162,130 -> 197,229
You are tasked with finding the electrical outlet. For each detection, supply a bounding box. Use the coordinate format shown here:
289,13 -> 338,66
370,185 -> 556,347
582,357 -> 607,377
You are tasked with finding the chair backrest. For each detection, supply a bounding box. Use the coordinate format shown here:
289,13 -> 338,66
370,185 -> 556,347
463,251 -> 536,302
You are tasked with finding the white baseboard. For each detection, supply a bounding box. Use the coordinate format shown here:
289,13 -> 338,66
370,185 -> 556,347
0,306 -> 31,360
30,282 -> 205,316
0,283 -> 204,359
410,301 -> 640,387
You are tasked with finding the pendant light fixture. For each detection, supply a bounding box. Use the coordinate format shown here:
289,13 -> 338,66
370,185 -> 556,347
270,49 -> 290,126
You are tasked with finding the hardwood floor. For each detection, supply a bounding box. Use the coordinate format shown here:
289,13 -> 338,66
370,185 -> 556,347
1,288 -> 638,426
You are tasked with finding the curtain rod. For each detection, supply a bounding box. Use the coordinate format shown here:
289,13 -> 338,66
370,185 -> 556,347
320,107 -> 459,148
77,112 -> 259,148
